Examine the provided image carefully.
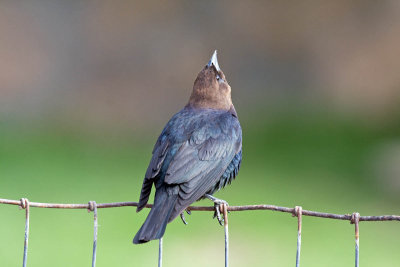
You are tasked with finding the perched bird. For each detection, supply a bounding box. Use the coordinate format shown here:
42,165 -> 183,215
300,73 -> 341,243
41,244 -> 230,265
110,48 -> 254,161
133,51 -> 242,244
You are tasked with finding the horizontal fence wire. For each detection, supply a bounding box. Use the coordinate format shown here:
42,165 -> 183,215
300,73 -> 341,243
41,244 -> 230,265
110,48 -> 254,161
1,197 -> 400,267
1,198 -> 399,221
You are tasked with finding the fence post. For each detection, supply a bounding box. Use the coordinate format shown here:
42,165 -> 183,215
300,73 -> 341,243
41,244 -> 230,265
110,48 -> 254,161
293,206 -> 302,267
158,237 -> 163,267
351,212 -> 360,267
88,201 -> 98,267
222,204 -> 229,267
20,198 -> 30,267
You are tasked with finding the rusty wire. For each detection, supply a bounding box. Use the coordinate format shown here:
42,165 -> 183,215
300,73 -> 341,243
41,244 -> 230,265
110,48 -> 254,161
1,197 -> 400,267
1,198 -> 399,221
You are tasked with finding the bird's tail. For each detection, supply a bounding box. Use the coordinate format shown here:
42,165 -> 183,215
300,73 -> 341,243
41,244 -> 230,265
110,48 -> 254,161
133,188 -> 178,244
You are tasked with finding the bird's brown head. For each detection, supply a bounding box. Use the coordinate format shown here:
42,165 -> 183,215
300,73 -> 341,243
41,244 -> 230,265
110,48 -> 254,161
188,51 -> 233,110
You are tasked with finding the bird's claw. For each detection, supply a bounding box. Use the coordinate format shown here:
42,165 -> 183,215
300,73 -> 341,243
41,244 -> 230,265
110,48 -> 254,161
213,203 -> 225,226
205,194 -> 228,226
180,209 -> 191,225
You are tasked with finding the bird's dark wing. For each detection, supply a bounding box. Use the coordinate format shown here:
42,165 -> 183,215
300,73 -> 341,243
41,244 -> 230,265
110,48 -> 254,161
137,134 -> 169,212
212,150 -> 242,193
164,113 -> 241,219
136,107 -> 190,212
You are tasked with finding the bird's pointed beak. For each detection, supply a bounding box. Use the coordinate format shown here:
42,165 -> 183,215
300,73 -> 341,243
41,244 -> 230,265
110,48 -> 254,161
207,50 -> 221,72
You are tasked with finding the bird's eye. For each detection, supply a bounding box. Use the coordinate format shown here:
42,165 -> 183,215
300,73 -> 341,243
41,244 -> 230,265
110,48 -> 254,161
216,74 -> 221,81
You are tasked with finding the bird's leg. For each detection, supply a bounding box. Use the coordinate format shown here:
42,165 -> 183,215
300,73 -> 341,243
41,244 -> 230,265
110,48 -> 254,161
205,194 -> 228,226
180,208 -> 191,225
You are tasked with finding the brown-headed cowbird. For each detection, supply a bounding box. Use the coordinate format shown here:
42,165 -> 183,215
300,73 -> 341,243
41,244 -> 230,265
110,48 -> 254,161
133,51 -> 242,244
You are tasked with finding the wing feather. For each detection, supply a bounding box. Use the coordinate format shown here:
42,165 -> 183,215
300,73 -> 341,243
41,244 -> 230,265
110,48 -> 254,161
137,136 -> 169,211
137,108 -> 242,218
164,115 -> 241,220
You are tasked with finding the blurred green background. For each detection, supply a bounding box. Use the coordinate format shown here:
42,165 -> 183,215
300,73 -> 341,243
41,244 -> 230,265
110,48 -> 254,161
1,1 -> 400,266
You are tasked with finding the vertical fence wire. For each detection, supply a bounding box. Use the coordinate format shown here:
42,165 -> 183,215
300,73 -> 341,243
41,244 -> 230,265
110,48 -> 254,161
293,206 -> 302,267
158,237 -> 163,267
222,204 -> 229,267
351,212 -> 360,267
20,198 -> 30,267
88,201 -> 98,267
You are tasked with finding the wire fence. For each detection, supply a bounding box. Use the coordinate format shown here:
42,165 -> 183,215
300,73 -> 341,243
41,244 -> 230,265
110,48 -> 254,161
0,198 -> 399,267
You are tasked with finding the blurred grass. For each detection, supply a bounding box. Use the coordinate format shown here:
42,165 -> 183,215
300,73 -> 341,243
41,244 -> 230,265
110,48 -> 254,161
1,111 -> 400,267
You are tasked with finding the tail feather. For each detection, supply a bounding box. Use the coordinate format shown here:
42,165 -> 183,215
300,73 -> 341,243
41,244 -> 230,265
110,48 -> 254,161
133,188 -> 178,244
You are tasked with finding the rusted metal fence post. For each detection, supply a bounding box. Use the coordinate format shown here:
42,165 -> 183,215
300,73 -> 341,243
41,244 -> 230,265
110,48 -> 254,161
351,212 -> 360,267
88,201 -> 98,267
222,204 -> 229,267
293,206 -> 302,267
20,198 -> 30,267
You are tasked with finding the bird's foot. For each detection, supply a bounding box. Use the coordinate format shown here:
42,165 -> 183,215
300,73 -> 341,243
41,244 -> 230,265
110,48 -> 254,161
205,194 -> 228,226
180,209 -> 191,225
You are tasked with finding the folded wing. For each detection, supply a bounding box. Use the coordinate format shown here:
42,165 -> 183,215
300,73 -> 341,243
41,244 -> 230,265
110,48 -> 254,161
164,115 -> 241,221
